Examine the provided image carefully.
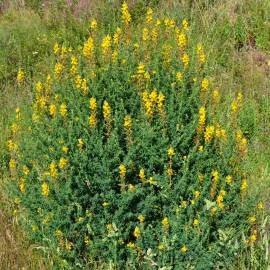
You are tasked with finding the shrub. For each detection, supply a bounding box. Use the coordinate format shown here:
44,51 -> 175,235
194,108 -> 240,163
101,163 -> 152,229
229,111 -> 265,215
6,3 -> 263,269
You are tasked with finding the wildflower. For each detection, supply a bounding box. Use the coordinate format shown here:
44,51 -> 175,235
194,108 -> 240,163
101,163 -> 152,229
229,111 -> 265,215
138,214 -> 145,224
54,63 -> 63,78
181,53 -> 189,69
101,35 -> 112,55
121,1 -> 131,26
65,241 -> 73,251
197,106 -> 206,133
133,227 -> 140,238
139,169 -> 145,181
50,161 -> 58,178
249,216 -> 256,224
59,158 -> 68,169
90,19 -> 97,30
89,114 -> 97,128
83,37 -> 94,59
77,138 -> 84,149
194,191 -> 200,198
212,89 -> 220,104
210,207 -> 217,215
19,178 -> 25,193
124,115 -> 132,130
201,78 -> 209,92
176,72 -> 183,81
89,97 -> 97,111
241,178 -> 248,193
9,159 -> 16,170
182,19 -> 189,31
119,164 -> 126,178
113,27 -> 122,44
197,43 -> 206,64
81,79 -> 88,95
257,202 -> 264,210
53,43 -> 60,54
49,104 -> 56,118
167,147 -> 175,158
181,201 -> 187,208
11,123 -> 19,134
17,68 -> 25,84
62,146 -> 69,154
70,56 -> 78,75
128,184 -> 136,192
84,236 -> 90,246
204,125 -> 215,143
127,242 -> 135,249
167,167 -> 174,176
103,101 -> 111,121
198,145 -> 203,152
249,230 -> 257,243
36,81 -> 43,93
41,182 -> 49,197
59,103 -> 67,117
226,175 -> 232,184
142,27 -> 149,42
177,32 -> 187,50
22,165 -> 30,176
158,243 -> 165,251
7,140 -> 17,152
193,219 -> 199,226
102,202 -> 109,207
162,217 -> 169,227
180,245 -> 188,253
146,8 -> 153,24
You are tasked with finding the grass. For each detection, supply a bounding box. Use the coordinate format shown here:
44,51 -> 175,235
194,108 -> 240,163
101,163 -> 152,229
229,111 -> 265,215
0,0 -> 269,269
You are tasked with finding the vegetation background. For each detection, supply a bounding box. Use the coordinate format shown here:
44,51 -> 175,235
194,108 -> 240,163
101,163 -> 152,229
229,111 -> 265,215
0,0 -> 269,269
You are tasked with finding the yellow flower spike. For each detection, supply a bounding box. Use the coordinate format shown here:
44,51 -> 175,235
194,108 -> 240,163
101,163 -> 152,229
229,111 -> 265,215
124,115 -> 132,130
240,178 -> 248,193
139,169 -> 145,181
50,161 -> 58,178
19,178 -> 26,193
77,138 -> 84,149
36,81 -> 43,93
142,27 -> 149,42
257,202 -> 264,210
249,216 -> 256,224
59,157 -> 68,170
181,201 -> 187,208
197,43 -> 206,64
59,103 -> 67,117
158,243 -> 165,251
161,217 -> 169,227
49,104 -> 57,118
128,184 -> 136,192
167,167 -> 174,176
212,89 -> 220,104
62,146 -> 69,154
182,19 -> 189,31
133,226 -> 140,238
197,106 -> 206,134
102,202 -> 109,207
53,43 -> 60,54
194,191 -> 200,198
83,37 -> 94,59
180,245 -> 188,253
167,147 -> 175,158
204,125 -> 215,143
119,164 -> 126,178
201,78 -> 209,92
41,182 -> 49,197
181,53 -> 189,69
225,175 -> 232,184
22,165 -> 30,176
121,1 -> 131,26
9,158 -> 16,170
193,219 -> 199,226
54,63 -> 63,78
88,114 -> 97,128
176,72 -> 183,81
101,35 -> 112,56
90,19 -> 97,30
176,32 -> 187,51
138,214 -> 145,224
198,145 -> 204,152
146,8 -> 153,24
89,97 -> 97,111
103,101 -> 111,121
17,68 -> 25,84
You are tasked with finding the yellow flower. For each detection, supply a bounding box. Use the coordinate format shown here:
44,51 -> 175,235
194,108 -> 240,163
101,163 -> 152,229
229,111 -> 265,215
249,216 -> 256,224
54,63 -> 63,77
62,146 -> 69,154
101,35 -> 112,55
194,191 -> 200,198
60,103 -> 67,117
89,97 -> 97,111
212,89 -> 220,103
138,214 -> 145,224
204,125 -> 215,143
167,167 -> 174,176
241,179 -> 248,193
142,27 -> 149,42
89,114 -> 97,128
158,243 -> 165,251
119,164 -> 126,178
167,147 -> 175,157
49,104 -> 56,118
201,78 -> 209,92
41,182 -> 49,197
9,159 -> 16,169
77,138 -> 84,149
19,178 -> 25,193
181,53 -> 189,69
161,217 -> 169,227
257,202 -> 264,210
177,32 -> 187,50
198,145 -> 203,152
53,43 -> 60,54
127,242 -> 135,249
84,236 -> 90,246
17,68 -> 25,83
182,19 -> 189,31
102,202 -> 109,207
128,184 -> 136,192
121,1 -> 131,26
124,115 -> 132,130
90,19 -> 97,30
176,72 -> 183,81
180,245 -> 188,253
133,226 -> 140,238
146,8 -> 153,24
139,169 -> 145,181
22,165 -> 30,176
36,81 -> 43,93
83,37 -> 94,59
226,175 -> 232,184
193,219 -> 199,226
59,157 -> 68,169
103,101 -> 111,121
50,161 -> 58,178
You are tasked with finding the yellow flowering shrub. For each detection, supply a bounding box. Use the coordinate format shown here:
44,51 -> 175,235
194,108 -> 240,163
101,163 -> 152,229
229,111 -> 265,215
6,3 -> 262,269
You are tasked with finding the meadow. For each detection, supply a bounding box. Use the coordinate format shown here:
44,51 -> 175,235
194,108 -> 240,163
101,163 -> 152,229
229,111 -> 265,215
0,0 -> 270,269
